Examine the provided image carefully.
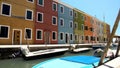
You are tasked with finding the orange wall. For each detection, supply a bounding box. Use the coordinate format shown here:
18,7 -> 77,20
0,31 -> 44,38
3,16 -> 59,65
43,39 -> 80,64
84,14 -> 93,43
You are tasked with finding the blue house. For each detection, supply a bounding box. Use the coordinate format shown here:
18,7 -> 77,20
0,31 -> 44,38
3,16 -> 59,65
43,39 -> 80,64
58,2 -> 74,44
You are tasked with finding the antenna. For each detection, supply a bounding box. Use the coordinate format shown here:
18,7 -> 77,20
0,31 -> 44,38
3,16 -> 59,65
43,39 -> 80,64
103,13 -> 105,22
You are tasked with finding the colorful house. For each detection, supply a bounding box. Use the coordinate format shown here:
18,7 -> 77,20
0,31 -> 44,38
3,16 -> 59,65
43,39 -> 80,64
73,8 -> 84,44
0,0 -> 110,45
34,0 -> 58,44
103,23 -> 107,42
93,18 -> 101,43
0,0 -> 35,45
99,22 -> 104,43
84,14 -> 94,43
58,2 -> 74,44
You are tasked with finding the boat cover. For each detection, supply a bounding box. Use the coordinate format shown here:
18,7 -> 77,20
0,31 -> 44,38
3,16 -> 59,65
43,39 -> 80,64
61,55 -> 100,64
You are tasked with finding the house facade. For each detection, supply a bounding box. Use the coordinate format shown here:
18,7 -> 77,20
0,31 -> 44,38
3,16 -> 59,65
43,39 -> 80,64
0,0 -> 110,45
84,14 -> 94,43
73,9 -> 84,44
34,0 -> 58,44
58,2 -> 74,44
0,0 -> 35,45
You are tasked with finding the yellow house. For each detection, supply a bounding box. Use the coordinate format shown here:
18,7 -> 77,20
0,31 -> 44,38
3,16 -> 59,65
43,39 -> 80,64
0,0 -> 35,45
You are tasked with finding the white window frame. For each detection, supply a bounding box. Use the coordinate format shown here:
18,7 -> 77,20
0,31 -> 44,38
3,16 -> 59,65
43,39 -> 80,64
52,2 -> 57,11
27,0 -> 34,3
81,24 -> 84,30
37,12 -> 43,23
60,5 -> 64,14
36,29 -> 43,40
25,9 -> 33,21
24,28 -> 32,40
60,32 -> 64,41
0,25 -> 10,39
52,16 -> 57,25
38,0 -> 44,7
74,12 -> 77,18
75,34 -> 78,41
1,2 -> 11,17
69,9 -> 73,16
60,18 -> 64,27
52,31 -> 57,41
69,21 -> 73,28
74,22 -> 78,29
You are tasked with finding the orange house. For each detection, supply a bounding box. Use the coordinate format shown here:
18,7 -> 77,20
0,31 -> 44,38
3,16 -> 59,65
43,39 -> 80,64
0,0 -> 35,45
84,14 -> 93,43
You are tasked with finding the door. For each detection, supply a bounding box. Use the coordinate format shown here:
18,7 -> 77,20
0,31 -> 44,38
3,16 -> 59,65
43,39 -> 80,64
44,32 -> 50,44
13,30 -> 21,45
65,34 -> 69,44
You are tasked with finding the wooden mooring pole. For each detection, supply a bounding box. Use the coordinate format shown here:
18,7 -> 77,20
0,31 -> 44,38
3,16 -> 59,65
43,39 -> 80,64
98,9 -> 120,66
115,38 -> 120,57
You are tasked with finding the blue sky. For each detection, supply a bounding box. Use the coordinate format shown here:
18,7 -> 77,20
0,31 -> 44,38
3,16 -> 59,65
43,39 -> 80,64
61,0 -> 120,35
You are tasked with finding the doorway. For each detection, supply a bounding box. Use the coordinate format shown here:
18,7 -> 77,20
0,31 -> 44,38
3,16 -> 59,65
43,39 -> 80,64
44,32 -> 50,44
65,33 -> 69,44
13,30 -> 21,45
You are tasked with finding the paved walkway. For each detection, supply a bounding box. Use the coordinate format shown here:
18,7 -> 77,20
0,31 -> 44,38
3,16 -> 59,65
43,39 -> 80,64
97,56 -> 120,68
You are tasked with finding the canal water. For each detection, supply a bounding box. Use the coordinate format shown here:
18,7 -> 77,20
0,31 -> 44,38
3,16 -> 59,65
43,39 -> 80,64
0,47 -> 117,68
0,50 -> 94,68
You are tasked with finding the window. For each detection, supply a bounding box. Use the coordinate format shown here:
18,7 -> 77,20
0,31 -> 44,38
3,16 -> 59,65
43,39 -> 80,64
91,19 -> 94,24
81,36 -> 84,40
86,36 -> 88,40
91,36 -> 93,41
82,15 -> 86,21
75,35 -> 78,40
74,23 -> 78,29
60,18 -> 64,26
81,24 -> 84,30
52,31 -> 57,40
60,32 -> 64,40
85,26 -> 88,30
52,16 -> 57,25
38,0 -> 44,6
70,21 -> 73,28
25,28 -> 32,40
1,3 -> 11,16
70,34 -> 73,40
90,27 -> 94,32
26,9 -> 33,21
60,6 -> 64,13
27,0 -> 34,3
97,37 -> 99,41
53,2 -> 57,11
70,10 -> 73,16
36,29 -> 42,40
74,12 -> 77,18
0,25 -> 9,39
37,12 -> 43,23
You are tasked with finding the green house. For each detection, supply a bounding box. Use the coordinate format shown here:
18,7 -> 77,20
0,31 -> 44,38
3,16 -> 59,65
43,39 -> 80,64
73,8 -> 85,44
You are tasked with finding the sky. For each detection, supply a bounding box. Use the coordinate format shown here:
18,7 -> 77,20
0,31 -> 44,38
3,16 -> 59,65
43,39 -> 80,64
61,0 -> 120,35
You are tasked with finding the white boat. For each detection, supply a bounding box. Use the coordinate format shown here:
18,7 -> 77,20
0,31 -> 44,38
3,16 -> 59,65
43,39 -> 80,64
20,46 -> 68,59
93,48 -> 114,57
72,48 -> 92,53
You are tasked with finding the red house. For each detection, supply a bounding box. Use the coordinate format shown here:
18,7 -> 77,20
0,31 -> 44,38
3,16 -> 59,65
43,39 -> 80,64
34,0 -> 58,44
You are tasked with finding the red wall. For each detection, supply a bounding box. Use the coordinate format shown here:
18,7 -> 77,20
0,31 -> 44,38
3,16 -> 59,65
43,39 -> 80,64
34,0 -> 58,44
